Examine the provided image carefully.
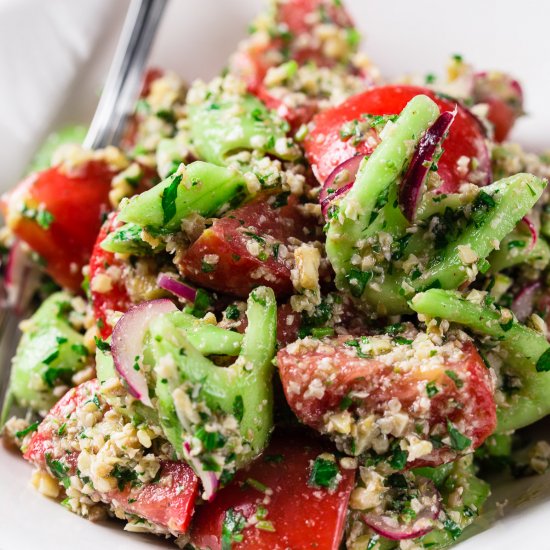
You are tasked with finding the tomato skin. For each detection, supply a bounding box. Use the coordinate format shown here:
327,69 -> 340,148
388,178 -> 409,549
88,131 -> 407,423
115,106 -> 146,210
2,162 -> 114,291
484,98 -> 517,143
179,195 -> 318,298
89,214 -> 133,339
304,85 -> 491,192
472,71 -> 523,143
231,0 -> 358,130
24,379 -> 199,534
190,432 -> 355,550
277,339 -> 496,466
232,0 -> 354,87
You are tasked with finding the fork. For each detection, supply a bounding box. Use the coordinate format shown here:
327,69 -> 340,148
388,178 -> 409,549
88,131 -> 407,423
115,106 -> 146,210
0,0 -> 168,421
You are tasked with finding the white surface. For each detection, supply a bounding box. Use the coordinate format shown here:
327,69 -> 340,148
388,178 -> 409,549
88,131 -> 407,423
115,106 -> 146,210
1,1 -> 550,548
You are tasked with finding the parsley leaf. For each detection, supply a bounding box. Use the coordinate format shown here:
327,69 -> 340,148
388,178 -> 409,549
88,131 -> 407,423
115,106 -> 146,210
309,457 -> 339,489
94,336 -> 111,353
111,464 -> 139,492
444,370 -> 464,388
389,448 -> 408,470
221,508 -> 246,550
536,348 -> 550,372
15,421 -> 40,439
345,268 -> 372,298
447,420 -> 472,451
232,395 -> 244,423
161,174 -> 182,224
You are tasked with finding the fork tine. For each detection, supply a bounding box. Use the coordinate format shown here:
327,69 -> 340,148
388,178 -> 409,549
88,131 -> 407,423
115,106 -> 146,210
0,309 -> 21,425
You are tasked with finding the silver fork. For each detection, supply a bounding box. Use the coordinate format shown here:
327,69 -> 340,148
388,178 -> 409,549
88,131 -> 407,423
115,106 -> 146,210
0,0 -> 168,421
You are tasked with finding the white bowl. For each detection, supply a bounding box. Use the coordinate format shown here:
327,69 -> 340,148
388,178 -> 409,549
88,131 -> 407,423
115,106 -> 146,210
1,1 -> 550,548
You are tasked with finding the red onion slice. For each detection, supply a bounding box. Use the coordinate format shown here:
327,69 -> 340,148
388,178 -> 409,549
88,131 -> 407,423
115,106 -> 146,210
363,478 -> 441,541
512,281 -> 541,323
111,299 -> 177,407
319,154 -> 363,217
183,440 -> 219,502
157,272 -> 197,302
399,108 -> 457,222
521,216 -> 537,252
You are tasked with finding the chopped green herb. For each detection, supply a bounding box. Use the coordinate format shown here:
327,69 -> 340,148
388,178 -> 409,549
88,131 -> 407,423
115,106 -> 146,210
389,448 -> 408,470
444,370 -> 464,388
444,516 -> 463,540
15,421 -> 40,439
246,478 -> 269,493
94,337 -> 111,353
224,304 -> 240,320
385,323 -> 404,335
45,453 -> 70,488
233,395 -> 244,423
71,344 -> 89,357
366,534 -> 380,550
447,420 -> 472,451
339,393 -> 353,410
161,174 -> 182,224
311,327 -> 335,339
426,382 -> 439,398
255,520 -> 275,532
507,239 -> 526,250
221,508 -> 246,550
345,268 -> 372,298
201,260 -> 217,273
42,349 -> 59,365
36,209 -> 55,229
195,427 -> 226,452
309,457 -> 339,489
536,348 -> 550,372
111,464 -> 139,492
185,288 -> 212,318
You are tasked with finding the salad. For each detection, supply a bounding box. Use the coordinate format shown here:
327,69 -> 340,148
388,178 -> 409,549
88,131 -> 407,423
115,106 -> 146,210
2,1 -> 550,548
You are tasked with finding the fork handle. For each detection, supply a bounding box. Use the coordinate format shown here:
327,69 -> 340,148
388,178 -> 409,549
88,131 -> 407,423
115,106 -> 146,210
83,0 -> 168,150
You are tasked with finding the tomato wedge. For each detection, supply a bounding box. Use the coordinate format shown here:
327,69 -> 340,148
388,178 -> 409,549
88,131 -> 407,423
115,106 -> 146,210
230,0 -> 360,130
178,194 -> 319,298
1,161 -> 115,291
277,337 -> 496,466
24,379 -> 199,534
190,432 -> 355,550
89,213 -> 133,339
304,85 -> 491,193
231,0 -> 355,89
473,71 -> 523,143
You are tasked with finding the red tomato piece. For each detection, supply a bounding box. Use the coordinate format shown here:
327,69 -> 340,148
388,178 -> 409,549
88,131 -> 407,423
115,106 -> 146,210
482,98 -> 517,143
230,0 -> 360,130
89,213 -> 133,339
232,0 -> 355,88
24,379 -> 199,534
190,432 -> 355,550
472,71 -> 523,143
277,338 -> 496,466
1,161 -> 115,291
304,85 -> 491,193
178,195 -> 319,298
